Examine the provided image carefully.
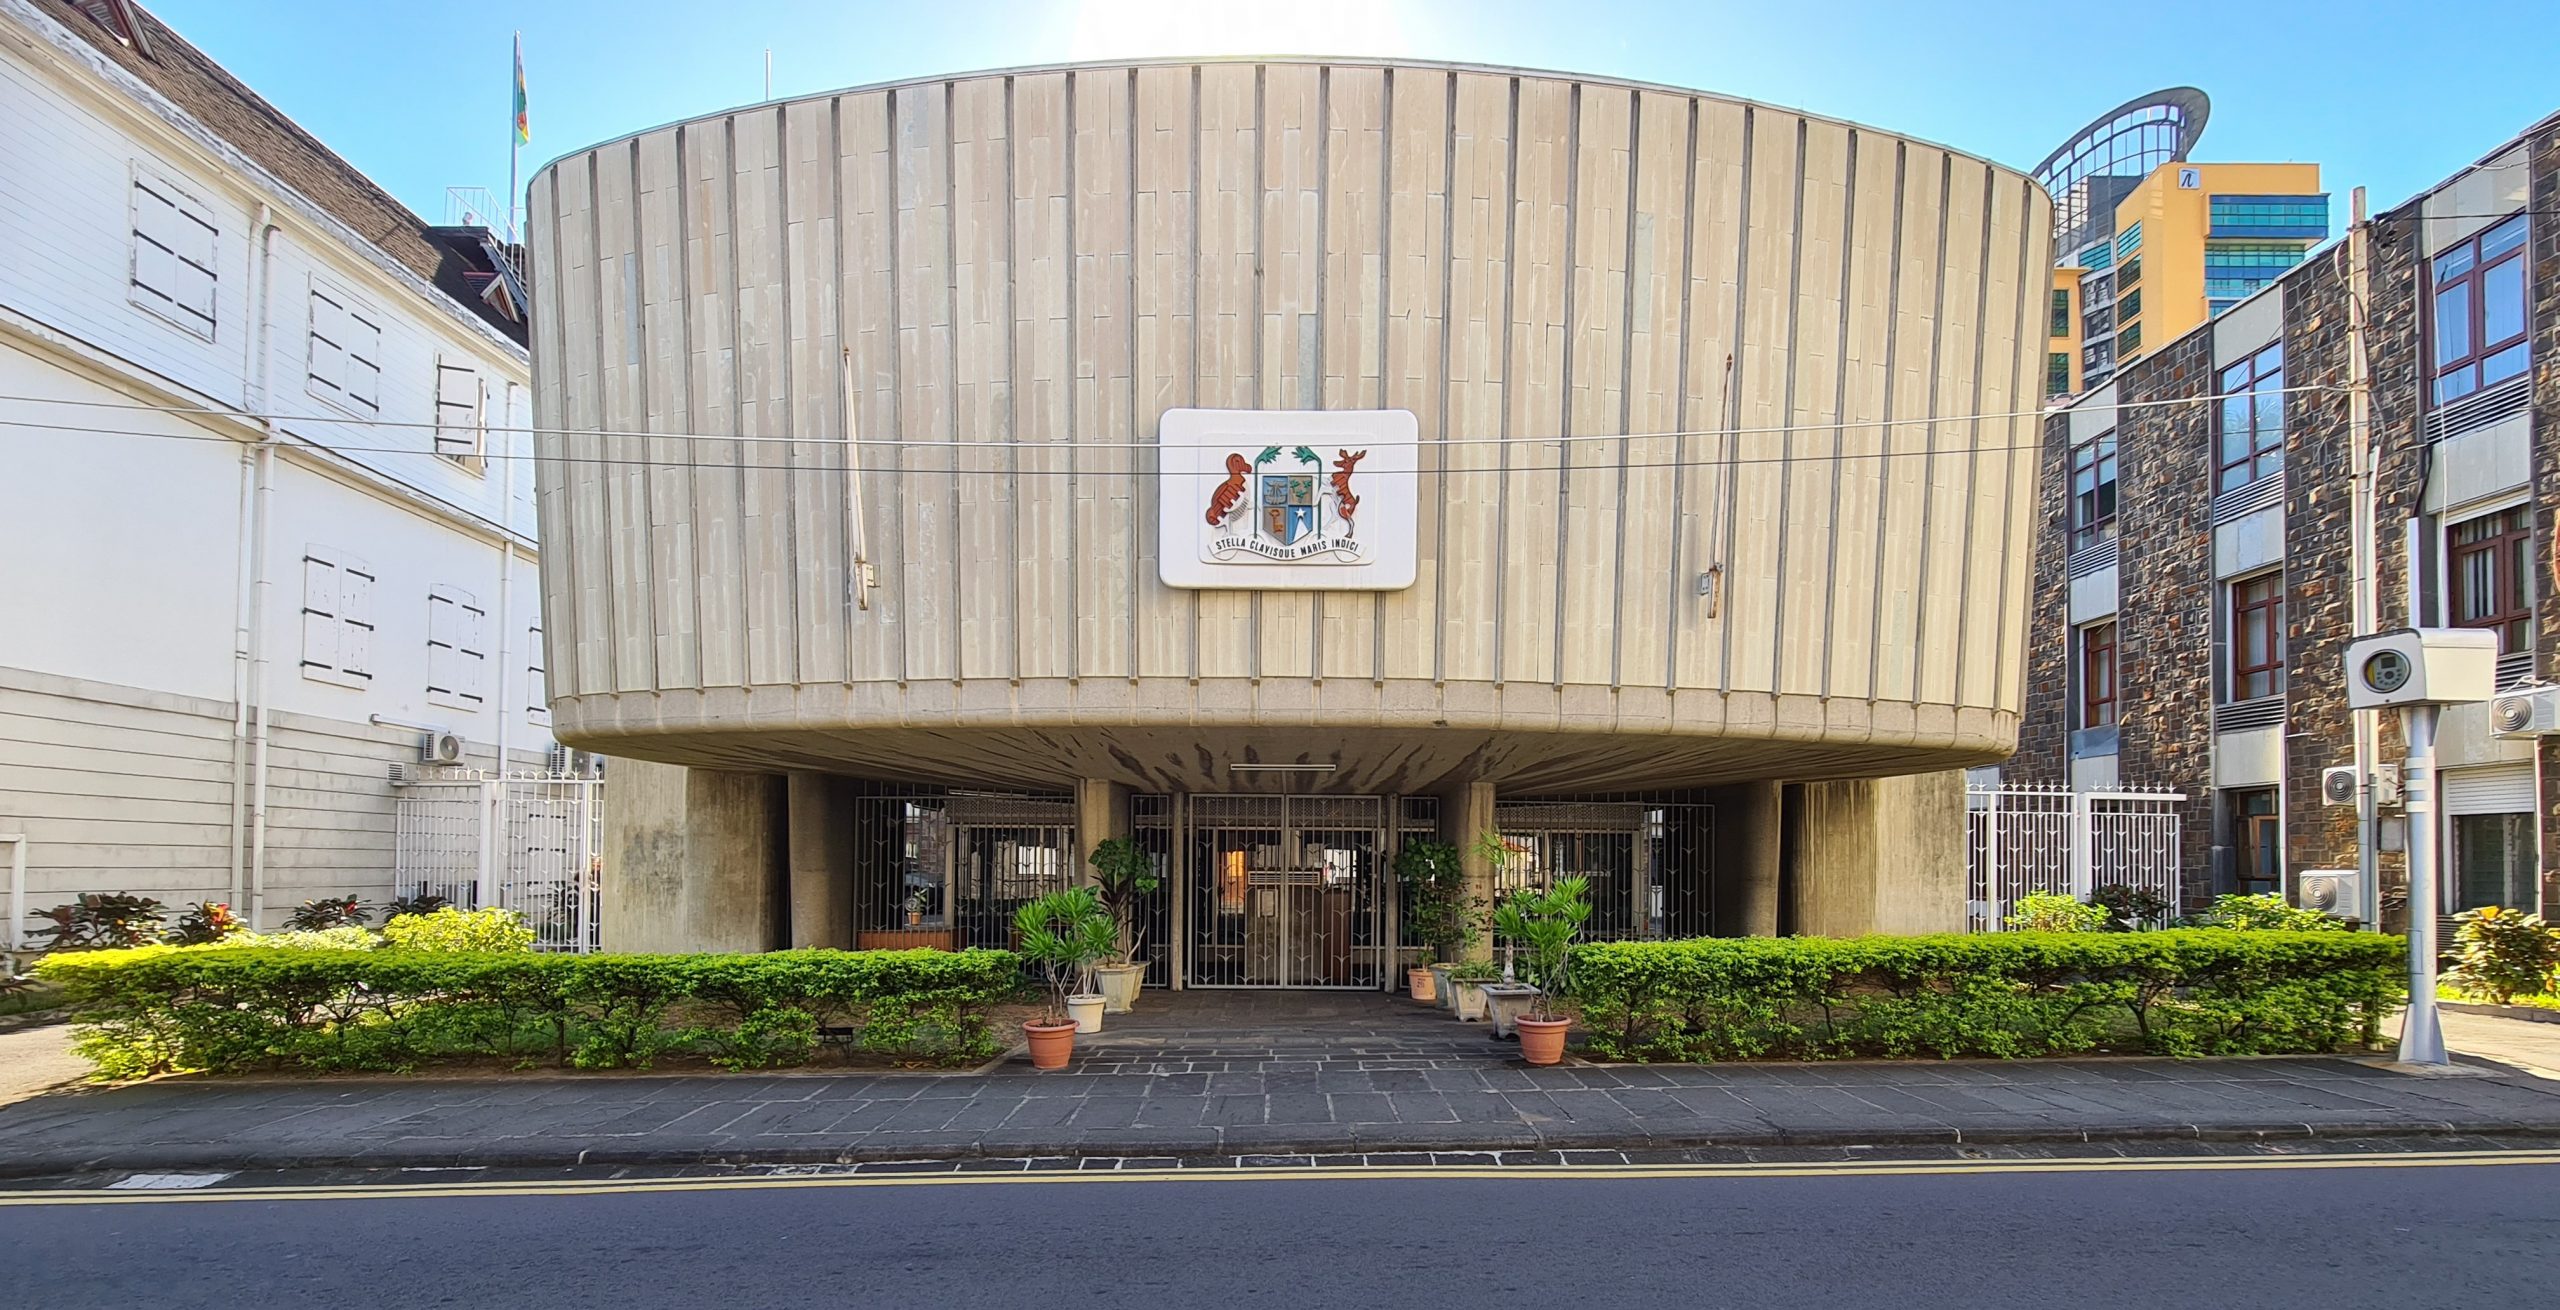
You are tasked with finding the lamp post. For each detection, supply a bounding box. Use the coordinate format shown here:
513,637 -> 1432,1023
2343,628 -> 2494,1068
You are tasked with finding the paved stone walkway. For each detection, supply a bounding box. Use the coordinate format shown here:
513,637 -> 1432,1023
6,992 -> 2560,1179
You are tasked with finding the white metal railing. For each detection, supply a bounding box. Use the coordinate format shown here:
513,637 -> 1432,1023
393,773 -> 603,951
1966,785 -> 2186,932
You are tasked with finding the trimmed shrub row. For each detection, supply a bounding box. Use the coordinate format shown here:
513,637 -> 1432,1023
34,946 -> 1023,1078
1570,931 -> 2405,1062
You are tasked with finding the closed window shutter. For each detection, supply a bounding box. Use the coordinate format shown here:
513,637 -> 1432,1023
308,289 -> 345,400
427,587 -> 486,705
301,552 -> 341,672
433,358 -> 483,457
427,590 -> 456,697
337,560 -> 374,680
526,625 -> 548,722
459,599 -> 487,704
2441,763 -> 2536,815
345,306 -> 382,412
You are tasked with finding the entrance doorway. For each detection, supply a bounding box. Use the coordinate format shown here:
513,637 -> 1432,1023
1185,795 -> 1390,989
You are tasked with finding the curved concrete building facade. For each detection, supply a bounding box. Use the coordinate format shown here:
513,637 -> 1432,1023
530,60 -> 2051,959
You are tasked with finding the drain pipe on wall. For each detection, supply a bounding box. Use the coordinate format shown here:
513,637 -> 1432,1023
245,204 -> 281,929
2342,187 -> 2383,931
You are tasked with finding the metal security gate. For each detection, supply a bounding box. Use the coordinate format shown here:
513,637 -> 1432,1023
1966,785 -> 2186,931
1493,799 -> 1714,943
393,774 -> 603,951
1186,795 -> 1389,989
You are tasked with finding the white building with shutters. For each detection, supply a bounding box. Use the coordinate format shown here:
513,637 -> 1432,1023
0,0 -> 552,933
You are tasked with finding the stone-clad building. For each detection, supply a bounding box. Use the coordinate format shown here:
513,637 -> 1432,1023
2013,109 -> 2560,928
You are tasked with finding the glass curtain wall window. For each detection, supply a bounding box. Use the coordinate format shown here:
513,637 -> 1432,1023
2079,622 -> 2118,730
2216,343 -> 2284,492
2448,507 -> 2531,653
2432,215 -> 2529,404
2069,434 -> 2118,551
2230,572 -> 2285,701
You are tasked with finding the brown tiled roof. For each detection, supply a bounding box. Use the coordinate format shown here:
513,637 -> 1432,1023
34,0 -> 450,291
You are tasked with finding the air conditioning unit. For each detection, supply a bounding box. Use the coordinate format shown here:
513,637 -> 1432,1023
2297,869 -> 2362,920
2320,765 -> 2403,807
419,731 -> 467,765
545,742 -> 574,775
2490,686 -> 2560,737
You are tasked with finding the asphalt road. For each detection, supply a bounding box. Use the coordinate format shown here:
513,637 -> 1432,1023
6,1155 -> 2556,1308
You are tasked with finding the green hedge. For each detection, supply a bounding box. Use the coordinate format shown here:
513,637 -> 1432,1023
1570,931 -> 2405,1062
34,946 -> 1024,1078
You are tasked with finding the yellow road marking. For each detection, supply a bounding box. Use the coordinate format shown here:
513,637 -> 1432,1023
3,1148 -> 2556,1207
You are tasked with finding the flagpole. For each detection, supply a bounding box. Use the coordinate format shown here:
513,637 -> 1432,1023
507,31 -> 523,243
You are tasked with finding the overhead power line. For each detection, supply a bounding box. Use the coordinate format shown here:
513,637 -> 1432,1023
0,384 -> 2350,453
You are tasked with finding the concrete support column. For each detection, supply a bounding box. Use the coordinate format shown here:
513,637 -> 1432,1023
1439,777 -> 1498,958
1784,770 -> 1967,937
600,760 -> 787,953
1074,778 -> 1132,882
786,772 -> 854,949
1705,780 -> 1782,937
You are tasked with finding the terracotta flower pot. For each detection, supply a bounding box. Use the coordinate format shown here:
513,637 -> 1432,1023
1408,967 -> 1437,1003
1515,1015 -> 1570,1066
1024,1019 -> 1077,1070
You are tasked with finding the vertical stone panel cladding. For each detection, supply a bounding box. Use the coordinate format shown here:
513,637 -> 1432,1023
2014,410 -> 2074,780
2111,331 -> 2218,891
2528,122 -> 2560,920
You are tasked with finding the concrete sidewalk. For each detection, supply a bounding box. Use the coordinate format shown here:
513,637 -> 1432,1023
5,991 -> 2560,1178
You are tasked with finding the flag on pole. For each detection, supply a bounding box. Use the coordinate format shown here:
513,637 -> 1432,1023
512,34 -> 529,143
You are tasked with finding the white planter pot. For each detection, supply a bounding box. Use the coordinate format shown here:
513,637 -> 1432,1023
1067,993 -> 1107,1034
1452,980 -> 1490,1022
1093,964 -> 1146,1014
1431,964 -> 1456,1012
1478,983 -> 1541,1038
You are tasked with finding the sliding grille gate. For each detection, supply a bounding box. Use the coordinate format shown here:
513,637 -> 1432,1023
1493,799 -> 1715,944
1187,795 -> 1389,989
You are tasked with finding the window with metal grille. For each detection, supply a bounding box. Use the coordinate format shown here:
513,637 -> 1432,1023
427,586 -> 488,710
2430,215 -> 2529,406
2229,571 -> 2285,701
2079,621 -> 2118,730
299,547 -> 375,688
307,284 -> 383,415
130,166 -> 217,338
2047,352 -> 2071,396
2118,254 -> 2140,288
433,357 -> 485,465
2069,433 -> 2117,551
2050,288 -> 2070,337
2216,342 -> 2284,493
2448,506 -> 2531,654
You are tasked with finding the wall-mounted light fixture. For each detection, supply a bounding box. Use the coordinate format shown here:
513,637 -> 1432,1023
1697,565 -> 1723,619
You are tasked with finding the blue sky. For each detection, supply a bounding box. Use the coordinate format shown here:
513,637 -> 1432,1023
154,0 -> 2550,235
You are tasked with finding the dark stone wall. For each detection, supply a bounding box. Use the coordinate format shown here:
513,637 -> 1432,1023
2109,330 -> 2220,891
2281,204 -> 2424,919
2014,411 -> 2074,782
2529,122 -> 2560,921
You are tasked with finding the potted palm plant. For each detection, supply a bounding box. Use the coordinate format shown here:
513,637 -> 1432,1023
1014,886 -> 1114,1069
1394,838 -> 1463,1002
1087,836 -> 1159,1014
1492,875 -> 1589,1065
